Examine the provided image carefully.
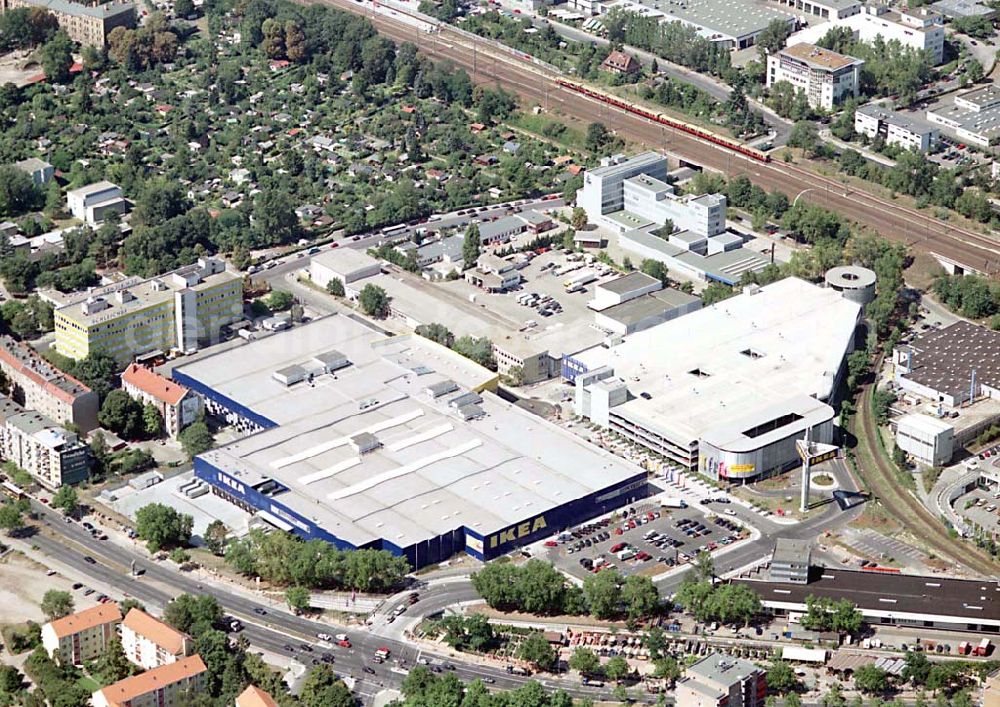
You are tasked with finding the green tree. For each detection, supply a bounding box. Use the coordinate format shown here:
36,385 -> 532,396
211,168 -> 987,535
0,503 -> 23,535
571,207 -> 588,230
569,647 -> 600,675
179,421 -> 213,458
300,664 -> 355,707
285,586 -> 311,613
40,590 -> 73,620
452,335 -> 496,369
767,659 -> 800,695
0,165 -> 43,217
757,18 -> 792,56
325,278 -> 345,297
854,664 -> 889,695
93,638 -> 134,684
98,390 -> 144,439
168,548 -> 190,564
604,655 -> 630,682
253,190 -> 300,245
585,122 -> 612,152
653,655 -> 681,682
163,594 -> 221,634
902,650 -> 931,687
621,574 -> 659,620
0,664 -> 23,694
415,323 -> 455,347
51,486 -> 78,515
358,284 -> 391,318
134,503 -> 193,552
583,569 -> 622,619
39,30 -> 73,84
517,631 -> 555,671
141,404 -> 163,438
462,224 -> 481,268
788,121 -> 820,156
204,520 -> 228,555
701,282 -> 736,306
267,290 -> 294,311
173,0 -> 194,17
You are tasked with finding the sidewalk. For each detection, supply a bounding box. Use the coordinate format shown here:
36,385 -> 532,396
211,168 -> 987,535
820,129 -> 896,167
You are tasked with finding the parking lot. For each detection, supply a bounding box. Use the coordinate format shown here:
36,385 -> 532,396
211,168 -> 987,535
955,485 -> 1000,534
542,500 -> 750,583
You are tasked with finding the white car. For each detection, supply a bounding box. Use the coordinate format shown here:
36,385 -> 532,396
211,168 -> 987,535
317,633 -> 332,642
724,509 -> 737,516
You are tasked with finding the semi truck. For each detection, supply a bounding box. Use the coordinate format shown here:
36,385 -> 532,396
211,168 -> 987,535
563,270 -> 597,290
661,498 -> 688,509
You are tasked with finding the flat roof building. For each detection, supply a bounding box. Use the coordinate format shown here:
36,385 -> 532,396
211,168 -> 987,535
309,249 -> 383,294
928,84 -> 1000,147
174,316 -> 648,569
893,321 -> 1000,408
571,278 -> 861,479
931,0 -> 995,18
736,566 -> 1000,632
766,43 -> 863,111
676,653 -> 767,707
12,157 -> 54,186
597,0 -> 795,50
0,400 -> 91,489
895,413 -> 954,467
54,257 -> 242,364
618,228 -> 771,285
855,104 -> 940,152
769,0 -> 862,20
770,538 -> 812,584
789,4 -> 945,65
66,180 -> 128,226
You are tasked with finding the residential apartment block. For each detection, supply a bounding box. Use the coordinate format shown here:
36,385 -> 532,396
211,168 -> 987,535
0,0 -> 135,47
121,364 -> 202,439
0,398 -> 91,489
41,604 -> 122,666
0,335 -> 99,432
766,43 -> 863,111
12,157 -> 54,186
92,655 -> 207,707
854,104 -> 940,152
54,257 -> 243,364
120,608 -> 193,670
676,653 -> 767,707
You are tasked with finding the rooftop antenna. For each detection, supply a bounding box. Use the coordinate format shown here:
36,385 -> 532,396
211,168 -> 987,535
800,426 -> 812,514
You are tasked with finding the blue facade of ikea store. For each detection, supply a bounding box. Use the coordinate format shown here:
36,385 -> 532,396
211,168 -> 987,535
195,454 -> 649,569
172,369 -> 278,432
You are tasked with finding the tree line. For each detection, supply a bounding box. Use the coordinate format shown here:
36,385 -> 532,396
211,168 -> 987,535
471,559 -> 661,624
224,528 -> 409,592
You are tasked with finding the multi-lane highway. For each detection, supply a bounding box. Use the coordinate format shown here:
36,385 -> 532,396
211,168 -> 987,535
317,0 -> 1000,276
23,500 -> 622,704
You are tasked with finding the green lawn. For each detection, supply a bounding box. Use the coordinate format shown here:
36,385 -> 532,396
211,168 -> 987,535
76,675 -> 101,693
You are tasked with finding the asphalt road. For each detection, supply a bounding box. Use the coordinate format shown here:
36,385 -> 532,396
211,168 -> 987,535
24,501 -> 625,704
318,0 -> 1000,276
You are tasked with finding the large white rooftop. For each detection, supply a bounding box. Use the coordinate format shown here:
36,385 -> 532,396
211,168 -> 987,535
184,317 -> 644,548
585,278 -> 861,445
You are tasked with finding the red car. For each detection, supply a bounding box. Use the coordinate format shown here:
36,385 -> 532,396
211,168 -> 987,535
337,640 -> 351,648
610,542 -> 627,553
636,552 -> 651,561
544,540 -> 558,547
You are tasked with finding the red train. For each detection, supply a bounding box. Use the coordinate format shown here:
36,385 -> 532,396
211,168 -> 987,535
556,78 -> 771,164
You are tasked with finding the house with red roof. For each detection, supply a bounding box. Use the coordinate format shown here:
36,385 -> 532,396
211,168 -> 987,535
121,364 -> 202,439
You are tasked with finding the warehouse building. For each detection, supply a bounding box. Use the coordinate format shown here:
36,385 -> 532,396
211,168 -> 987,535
769,0 -> 861,20
175,317 -> 648,569
735,567 -> 1000,633
588,272 -> 702,337
893,321 -> 1000,408
593,0 -> 795,50
571,277 -> 861,480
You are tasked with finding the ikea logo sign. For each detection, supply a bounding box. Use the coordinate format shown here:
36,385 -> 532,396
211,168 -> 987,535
487,515 -> 547,549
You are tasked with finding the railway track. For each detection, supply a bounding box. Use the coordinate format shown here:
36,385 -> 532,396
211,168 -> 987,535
854,383 -> 998,577
315,0 -> 1000,275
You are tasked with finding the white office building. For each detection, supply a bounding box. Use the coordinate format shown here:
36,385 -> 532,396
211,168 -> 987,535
855,104 -> 940,152
788,5 -> 945,65
766,43 -> 863,111
578,152 -> 725,236
895,413 -> 954,467
927,84 -> 1000,148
